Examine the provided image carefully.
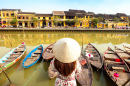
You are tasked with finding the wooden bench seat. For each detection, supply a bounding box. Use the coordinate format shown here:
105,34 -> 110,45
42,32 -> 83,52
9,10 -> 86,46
3,58 -> 16,62
11,53 -> 21,55
32,54 -> 38,57
105,60 -> 122,64
117,53 -> 130,59
106,51 -> 114,54
14,48 -> 24,52
115,50 -> 124,53
34,50 -> 42,54
112,66 -> 124,70
125,59 -> 130,62
105,54 -> 118,60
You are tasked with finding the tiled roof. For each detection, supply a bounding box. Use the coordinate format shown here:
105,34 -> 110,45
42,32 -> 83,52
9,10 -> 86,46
88,12 -> 95,15
35,14 -> 52,17
52,11 -> 65,16
2,9 -> 21,11
76,14 -> 85,17
116,13 -> 127,17
18,12 -> 35,14
64,11 -> 76,16
69,9 -> 86,14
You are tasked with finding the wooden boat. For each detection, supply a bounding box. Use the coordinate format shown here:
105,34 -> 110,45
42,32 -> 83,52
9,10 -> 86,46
42,43 -> 54,61
123,45 -> 130,54
115,46 -> 130,66
103,47 -> 130,86
0,44 -> 26,73
48,54 -> 93,86
85,43 -> 103,69
76,54 -> 93,86
23,45 -> 43,68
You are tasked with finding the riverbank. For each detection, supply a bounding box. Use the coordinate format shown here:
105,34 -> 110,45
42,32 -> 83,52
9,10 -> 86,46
0,27 -> 130,32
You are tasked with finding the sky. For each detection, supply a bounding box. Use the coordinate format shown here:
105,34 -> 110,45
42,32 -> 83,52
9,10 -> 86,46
0,0 -> 130,15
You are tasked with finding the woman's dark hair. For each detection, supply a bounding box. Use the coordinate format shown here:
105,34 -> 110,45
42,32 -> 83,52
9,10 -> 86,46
54,58 -> 76,77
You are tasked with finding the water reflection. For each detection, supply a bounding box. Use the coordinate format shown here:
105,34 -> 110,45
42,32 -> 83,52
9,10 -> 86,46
0,32 -> 130,48
43,60 -> 51,72
0,32 -> 130,86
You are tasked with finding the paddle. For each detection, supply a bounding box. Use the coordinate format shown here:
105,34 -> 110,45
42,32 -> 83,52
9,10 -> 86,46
0,63 -> 11,83
0,64 -> 16,86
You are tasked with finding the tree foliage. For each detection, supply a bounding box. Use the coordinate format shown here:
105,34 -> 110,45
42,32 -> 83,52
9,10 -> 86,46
53,16 -> 60,26
10,18 -> 18,25
32,18 -> 38,27
92,18 -> 98,27
32,18 -> 38,23
65,20 -> 71,25
114,17 -> 120,23
73,17 -> 79,27
98,17 -> 103,23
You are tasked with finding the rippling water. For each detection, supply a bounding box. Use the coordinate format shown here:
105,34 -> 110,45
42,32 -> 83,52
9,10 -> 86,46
0,31 -> 130,86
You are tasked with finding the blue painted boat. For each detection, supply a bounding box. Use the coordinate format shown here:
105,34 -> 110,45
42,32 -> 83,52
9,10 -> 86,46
0,43 -> 26,73
23,45 -> 43,68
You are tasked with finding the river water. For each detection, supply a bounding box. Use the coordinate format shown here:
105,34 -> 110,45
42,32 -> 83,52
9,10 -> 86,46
0,31 -> 130,86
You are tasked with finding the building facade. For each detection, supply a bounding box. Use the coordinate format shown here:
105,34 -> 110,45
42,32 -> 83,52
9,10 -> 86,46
0,8 -> 129,28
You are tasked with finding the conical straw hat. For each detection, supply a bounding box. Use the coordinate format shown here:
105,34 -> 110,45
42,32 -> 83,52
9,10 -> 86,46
53,38 -> 81,63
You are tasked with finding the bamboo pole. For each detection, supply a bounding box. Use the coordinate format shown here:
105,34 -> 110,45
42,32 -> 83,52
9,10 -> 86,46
0,64 -> 11,83
82,35 -> 83,53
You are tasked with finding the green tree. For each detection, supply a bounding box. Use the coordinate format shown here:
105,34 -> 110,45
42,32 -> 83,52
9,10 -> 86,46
32,18 -> 38,27
65,20 -> 71,26
10,18 -> 18,25
114,17 -> 120,23
71,20 -> 76,26
98,17 -> 103,23
7,20 -> 10,27
73,17 -> 79,27
92,18 -> 98,27
53,16 -> 60,27
58,21 -> 62,27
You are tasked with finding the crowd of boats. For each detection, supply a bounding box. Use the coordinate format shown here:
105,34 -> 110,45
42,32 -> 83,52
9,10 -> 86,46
0,42 -> 130,86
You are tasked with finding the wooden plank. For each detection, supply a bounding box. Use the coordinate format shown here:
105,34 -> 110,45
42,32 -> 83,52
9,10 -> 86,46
34,50 -> 42,54
125,59 -> 130,62
112,66 -> 124,70
106,51 -> 114,54
32,54 -> 38,57
105,54 -> 118,60
14,49 -> 24,52
3,58 -> 16,62
11,53 -> 21,55
105,60 -> 122,64
115,50 -> 125,53
117,53 -> 130,59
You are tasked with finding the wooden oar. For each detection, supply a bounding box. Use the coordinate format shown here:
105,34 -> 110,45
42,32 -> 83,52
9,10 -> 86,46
82,35 -> 83,53
0,63 -> 11,83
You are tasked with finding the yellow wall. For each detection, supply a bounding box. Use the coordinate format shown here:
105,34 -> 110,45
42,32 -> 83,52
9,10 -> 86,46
1,10 -> 16,26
